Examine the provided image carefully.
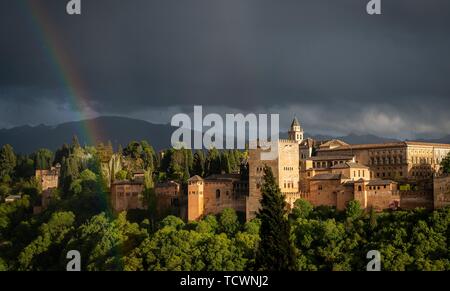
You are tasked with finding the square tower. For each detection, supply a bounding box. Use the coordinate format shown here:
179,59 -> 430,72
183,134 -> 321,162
247,139 -> 300,220
187,175 -> 205,221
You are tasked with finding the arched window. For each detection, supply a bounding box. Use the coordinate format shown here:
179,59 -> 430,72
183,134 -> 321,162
358,185 -> 362,191
216,189 -> 221,199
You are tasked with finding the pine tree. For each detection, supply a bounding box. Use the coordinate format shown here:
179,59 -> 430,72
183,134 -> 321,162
255,165 -> 297,271
0,144 -> 16,181
33,149 -> 53,170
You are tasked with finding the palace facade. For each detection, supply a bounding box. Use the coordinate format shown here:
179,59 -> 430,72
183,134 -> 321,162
186,117 -> 450,221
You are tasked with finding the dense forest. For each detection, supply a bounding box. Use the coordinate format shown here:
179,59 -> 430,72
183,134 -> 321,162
0,139 -> 450,271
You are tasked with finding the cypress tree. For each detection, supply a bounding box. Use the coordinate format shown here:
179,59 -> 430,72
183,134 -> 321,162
72,135 -> 81,149
228,150 -> 237,172
206,148 -> 221,175
193,150 -> 205,177
369,207 -> 378,231
255,165 -> 297,271
221,151 -> 232,174
182,150 -> 191,182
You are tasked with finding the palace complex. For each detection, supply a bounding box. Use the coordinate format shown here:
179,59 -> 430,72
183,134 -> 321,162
32,117 -> 450,221
185,117 -> 450,221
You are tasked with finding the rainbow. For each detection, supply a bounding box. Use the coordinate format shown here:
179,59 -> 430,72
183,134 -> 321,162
23,0 -> 104,145
22,1 -> 116,221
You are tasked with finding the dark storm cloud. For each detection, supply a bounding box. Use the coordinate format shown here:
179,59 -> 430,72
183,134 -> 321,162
1,0 -> 450,137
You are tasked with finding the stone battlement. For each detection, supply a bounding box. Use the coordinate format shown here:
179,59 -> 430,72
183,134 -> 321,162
278,139 -> 299,144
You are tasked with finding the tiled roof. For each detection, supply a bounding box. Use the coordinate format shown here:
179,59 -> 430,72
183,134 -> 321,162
317,141 -> 450,152
112,180 -> 144,186
405,141 -> 450,148
318,142 -> 405,151
156,180 -> 180,187
188,175 -> 204,181
308,155 -> 354,161
319,139 -> 350,148
366,179 -> 397,186
330,162 -> 370,169
204,173 -> 242,181
311,173 -> 343,180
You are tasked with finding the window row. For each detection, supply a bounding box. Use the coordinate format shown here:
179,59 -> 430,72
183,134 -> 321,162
313,160 -> 345,168
369,156 -> 403,165
283,181 -> 296,189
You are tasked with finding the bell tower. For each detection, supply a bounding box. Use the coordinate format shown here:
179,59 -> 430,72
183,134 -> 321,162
288,117 -> 304,144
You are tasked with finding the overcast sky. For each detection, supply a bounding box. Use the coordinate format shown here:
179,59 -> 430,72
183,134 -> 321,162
1,0 -> 450,139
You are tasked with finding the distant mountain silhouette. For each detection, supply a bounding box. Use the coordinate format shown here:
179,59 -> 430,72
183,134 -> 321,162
307,133 -> 400,144
0,116 -> 175,154
281,132 -> 400,144
414,135 -> 450,144
0,116 -> 447,154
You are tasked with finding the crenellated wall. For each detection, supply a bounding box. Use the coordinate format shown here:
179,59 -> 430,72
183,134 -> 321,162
399,190 -> 434,210
433,174 -> 450,209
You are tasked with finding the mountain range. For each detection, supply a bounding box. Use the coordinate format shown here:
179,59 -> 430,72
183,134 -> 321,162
0,116 -> 449,154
